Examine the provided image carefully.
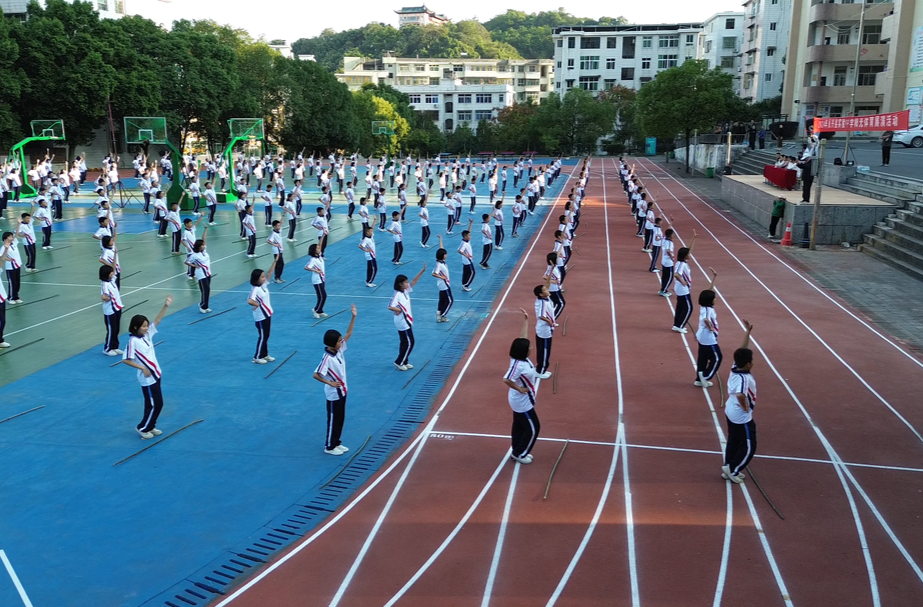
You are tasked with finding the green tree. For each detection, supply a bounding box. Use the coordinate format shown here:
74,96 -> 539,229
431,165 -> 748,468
495,102 -> 540,152
446,123 -> 477,154
636,60 -> 737,173
352,91 -> 410,156
536,89 -> 617,155
484,9 -> 627,58
279,59 -> 358,153
0,11 -> 28,148
597,85 -> 640,153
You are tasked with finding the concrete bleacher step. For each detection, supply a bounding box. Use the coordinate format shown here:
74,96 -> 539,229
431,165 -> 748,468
873,224 -> 923,256
851,172 -> 923,195
845,177 -> 920,201
885,215 -> 923,241
838,183 -> 916,206
859,236 -> 923,282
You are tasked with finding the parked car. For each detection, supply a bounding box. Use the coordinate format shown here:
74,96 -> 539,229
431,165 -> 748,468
893,125 -> 923,148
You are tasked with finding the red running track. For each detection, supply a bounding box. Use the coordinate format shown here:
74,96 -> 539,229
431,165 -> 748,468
210,157 -> 923,607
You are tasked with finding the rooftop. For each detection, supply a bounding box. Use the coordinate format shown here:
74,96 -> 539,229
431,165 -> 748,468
553,23 -> 704,34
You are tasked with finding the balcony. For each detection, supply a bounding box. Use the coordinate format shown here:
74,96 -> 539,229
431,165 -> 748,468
802,84 -> 877,104
809,1 -> 892,24
808,43 -> 889,63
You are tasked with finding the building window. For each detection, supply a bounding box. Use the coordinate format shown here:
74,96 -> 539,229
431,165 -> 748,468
829,106 -> 844,118
431,65 -> 440,71
833,66 -> 847,86
769,22 -> 777,31
580,55 -> 600,70
640,76 -> 652,84
725,18 -> 736,29
498,94 -> 505,103
557,61 -> 561,68
604,78 -> 616,89
529,65 -> 537,72
430,78 -> 440,86
556,82 -> 561,89
415,64 -> 425,71
623,37 -> 636,59
607,37 -> 618,49
517,79 -> 526,86
721,56 -> 735,69
765,73 -> 772,81
659,35 -> 679,48
409,94 -> 421,104
641,57 -> 651,70
457,110 -> 472,121
657,55 -> 678,69
557,39 -> 563,48
475,110 -> 493,120
837,27 -> 850,45
857,65 -> 884,86
722,37 -> 737,50
686,34 -> 695,45
641,36 -> 652,49
578,76 -> 600,91
771,0 -> 777,3
705,40 -> 713,53
453,64 -> 464,72
565,79 -> 574,88
475,93 -> 493,103
568,37 -> 575,49
526,92 -> 539,101
862,25 -> 882,45
606,58 -> 617,70
425,94 -> 439,103
97,0 -> 108,10
567,58 -> 574,69
621,67 -> 635,80
766,47 -> 775,56
458,94 -> 472,104
580,37 -> 601,49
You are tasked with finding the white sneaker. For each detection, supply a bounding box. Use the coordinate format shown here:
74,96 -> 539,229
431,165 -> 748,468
137,428 -> 154,440
319,312 -> 328,317
511,454 -> 533,464
651,269 -> 659,273
462,286 -> 471,292
200,307 -> 209,314
105,350 -> 120,357
660,291 -> 671,297
405,363 -> 413,369
671,326 -> 688,334
209,222 -> 217,226
247,254 -> 256,258
694,380 -> 714,388
394,363 -> 408,371
264,355 -> 276,362
253,357 -> 268,364
324,447 -> 344,456
313,312 -> 321,318
538,371 -> 552,379
336,445 -> 349,453
0,342 -> 11,348
150,428 -> 163,436
274,278 -> 285,283
496,246 -> 503,250
366,283 -> 377,288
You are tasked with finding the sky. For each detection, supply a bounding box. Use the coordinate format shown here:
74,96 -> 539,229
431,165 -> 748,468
130,0 -> 744,45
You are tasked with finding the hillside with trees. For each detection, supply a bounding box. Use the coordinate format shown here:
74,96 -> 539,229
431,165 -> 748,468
291,9 -> 627,72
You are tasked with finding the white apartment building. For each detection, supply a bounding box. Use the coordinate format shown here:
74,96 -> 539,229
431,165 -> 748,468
337,55 -> 554,132
551,24 -> 703,94
1,0 -> 125,19
696,12 -> 744,80
740,0 -> 792,102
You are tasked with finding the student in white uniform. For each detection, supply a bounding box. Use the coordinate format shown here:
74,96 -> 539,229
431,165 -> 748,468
649,218 -> 664,274
431,235 -> 452,323
204,182 -> 218,225
185,236 -> 213,313
0,246 -> 9,347
166,202 -> 183,254
658,226 -> 675,294
418,195 -> 431,248
304,244 -> 327,318
722,320 -> 756,484
266,220 -> 285,283
671,232 -> 697,333
694,268 -> 720,387
358,225 -> 377,287
387,211 -> 403,264
313,304 -> 358,455
533,272 -> 557,375
503,308 -> 545,465
2,231 -> 23,303
478,213 -> 493,269
242,205 -> 257,257
181,217 -> 203,279
100,265 -> 124,356
283,193 -> 298,241
247,256 -> 279,364
261,185 -> 274,226
387,263 -> 427,371
511,195 -> 524,238
17,212 -> 36,272
544,252 -> 564,318
492,199 -> 505,250
457,220 -> 475,291
122,296 -> 174,439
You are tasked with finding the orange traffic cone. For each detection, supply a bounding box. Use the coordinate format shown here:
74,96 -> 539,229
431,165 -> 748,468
780,222 -> 793,246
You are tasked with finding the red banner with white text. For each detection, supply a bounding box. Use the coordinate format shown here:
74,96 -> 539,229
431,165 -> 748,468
813,110 -> 910,133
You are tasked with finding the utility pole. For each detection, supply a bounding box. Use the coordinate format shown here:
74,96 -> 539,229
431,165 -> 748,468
843,3 -> 868,163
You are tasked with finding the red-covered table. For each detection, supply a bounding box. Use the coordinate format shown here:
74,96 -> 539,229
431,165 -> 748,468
763,165 -> 797,190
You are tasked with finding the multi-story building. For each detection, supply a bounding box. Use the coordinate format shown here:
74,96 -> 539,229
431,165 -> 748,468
877,0 -> 923,124
739,0 -> 792,102
337,55 -> 553,131
697,12 -> 745,81
394,5 -> 448,28
781,0 -> 909,132
551,24 -> 703,95
1,0 -> 126,19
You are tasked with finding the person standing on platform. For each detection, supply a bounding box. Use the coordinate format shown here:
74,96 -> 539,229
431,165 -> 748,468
388,263 -> 427,371
122,295 -> 173,439
722,319 -> 756,484
880,130 -> 893,167
768,197 -> 786,242
798,128 -> 819,204
313,304 -> 358,456
503,307 -> 549,465
758,126 -> 766,150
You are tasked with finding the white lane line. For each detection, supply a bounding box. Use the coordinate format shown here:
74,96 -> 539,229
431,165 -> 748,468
481,461 -> 520,607
0,550 -> 34,607
212,164 -> 581,607
637,163 -> 889,604
546,159 -> 639,607
638,159 -> 923,446
432,431 -> 923,473
713,482 -> 734,607
637,159 -> 923,372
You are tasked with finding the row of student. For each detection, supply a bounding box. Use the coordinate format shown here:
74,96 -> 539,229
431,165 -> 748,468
618,157 -> 758,485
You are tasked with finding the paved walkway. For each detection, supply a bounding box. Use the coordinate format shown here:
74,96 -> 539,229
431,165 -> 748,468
656,157 -> 923,357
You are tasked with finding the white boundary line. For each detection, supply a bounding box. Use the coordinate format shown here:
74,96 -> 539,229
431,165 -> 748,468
214,164 -> 581,607
430,431 -> 923,473
637,158 -> 923,371
546,159 -> 639,607
480,459 -> 520,607
0,550 -> 34,607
